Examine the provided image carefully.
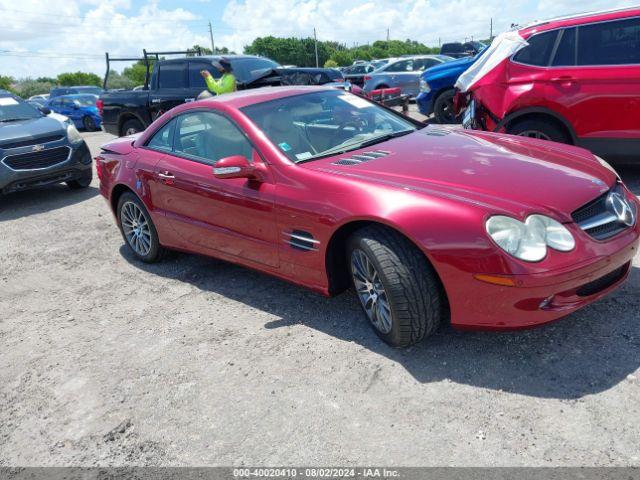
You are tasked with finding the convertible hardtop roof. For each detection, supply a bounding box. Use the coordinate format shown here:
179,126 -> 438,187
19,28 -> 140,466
520,6 -> 640,36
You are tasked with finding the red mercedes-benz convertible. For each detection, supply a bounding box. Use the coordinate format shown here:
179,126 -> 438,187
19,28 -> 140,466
97,87 -> 639,347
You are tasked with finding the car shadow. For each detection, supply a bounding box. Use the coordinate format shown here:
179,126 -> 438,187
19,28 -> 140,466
120,245 -> 640,400
0,185 -> 99,221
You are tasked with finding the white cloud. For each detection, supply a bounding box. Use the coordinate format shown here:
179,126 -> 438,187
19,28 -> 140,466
1,0 -> 636,78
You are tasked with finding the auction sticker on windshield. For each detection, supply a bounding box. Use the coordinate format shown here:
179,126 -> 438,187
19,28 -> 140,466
338,94 -> 372,109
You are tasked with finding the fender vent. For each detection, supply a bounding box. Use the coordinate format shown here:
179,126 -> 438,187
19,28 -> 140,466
332,150 -> 390,166
283,230 -> 319,252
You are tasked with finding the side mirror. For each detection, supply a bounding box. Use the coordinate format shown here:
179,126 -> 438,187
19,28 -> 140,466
39,106 -> 51,115
213,155 -> 259,180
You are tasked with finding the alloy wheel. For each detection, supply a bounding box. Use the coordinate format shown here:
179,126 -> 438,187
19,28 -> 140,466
351,249 -> 393,334
120,201 -> 152,257
517,130 -> 551,141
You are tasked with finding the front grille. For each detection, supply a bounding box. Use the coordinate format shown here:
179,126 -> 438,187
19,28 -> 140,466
3,146 -> 71,170
576,263 -> 629,297
0,135 -> 64,150
572,185 -> 635,241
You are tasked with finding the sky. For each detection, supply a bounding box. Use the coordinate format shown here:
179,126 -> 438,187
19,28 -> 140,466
0,0 -> 635,79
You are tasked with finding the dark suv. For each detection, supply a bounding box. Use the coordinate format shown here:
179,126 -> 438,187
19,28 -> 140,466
440,41 -> 485,58
0,90 -> 92,194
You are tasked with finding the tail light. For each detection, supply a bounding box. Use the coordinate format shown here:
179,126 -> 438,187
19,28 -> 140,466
96,99 -> 103,117
95,155 -> 105,182
363,75 -> 372,82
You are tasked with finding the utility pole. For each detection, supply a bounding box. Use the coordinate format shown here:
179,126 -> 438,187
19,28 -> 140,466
208,21 -> 215,53
313,27 -> 319,67
386,28 -> 390,42
490,18 -> 493,40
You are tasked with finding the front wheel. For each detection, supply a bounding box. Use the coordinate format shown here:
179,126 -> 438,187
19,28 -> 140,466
433,89 -> 457,124
117,192 -> 165,263
83,115 -> 97,131
121,119 -> 144,137
347,225 -> 446,347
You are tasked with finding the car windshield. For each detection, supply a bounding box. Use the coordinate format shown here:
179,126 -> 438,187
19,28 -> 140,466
241,89 -> 418,163
73,95 -> 97,106
232,58 -> 282,82
0,95 -> 42,122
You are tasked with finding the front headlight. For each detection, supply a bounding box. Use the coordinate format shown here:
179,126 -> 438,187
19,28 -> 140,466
419,79 -> 430,93
486,214 -> 575,262
66,123 -> 83,145
595,155 -> 619,179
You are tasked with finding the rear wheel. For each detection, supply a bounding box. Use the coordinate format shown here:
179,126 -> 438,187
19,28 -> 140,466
83,115 -> 97,131
121,119 -> 144,137
66,169 -> 92,189
347,225 -> 445,347
433,89 -> 457,124
507,118 -> 570,144
117,192 -> 165,263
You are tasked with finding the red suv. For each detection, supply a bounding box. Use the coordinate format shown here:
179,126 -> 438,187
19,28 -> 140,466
462,8 -> 640,162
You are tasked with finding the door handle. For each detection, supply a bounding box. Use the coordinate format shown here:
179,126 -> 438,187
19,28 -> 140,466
550,75 -> 574,83
157,171 -> 175,185
185,97 -> 195,103
151,98 -> 162,104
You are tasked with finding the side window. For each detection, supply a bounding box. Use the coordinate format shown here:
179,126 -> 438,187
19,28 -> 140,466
513,30 -> 558,66
552,28 -> 576,66
386,60 -> 412,72
188,62 -> 220,89
173,112 -> 253,166
158,63 -> 187,89
578,17 -> 640,66
147,119 -> 176,152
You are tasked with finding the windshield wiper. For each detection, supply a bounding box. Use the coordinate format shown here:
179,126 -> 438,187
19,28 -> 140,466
298,129 -> 415,163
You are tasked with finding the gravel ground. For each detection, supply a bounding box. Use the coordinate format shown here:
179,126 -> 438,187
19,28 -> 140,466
1,128 -> 639,467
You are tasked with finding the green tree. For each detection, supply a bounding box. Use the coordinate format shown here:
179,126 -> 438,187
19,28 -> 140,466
123,60 -> 154,86
14,79 -> 54,98
324,59 -> 338,68
0,75 -> 15,92
106,71 -> 135,90
56,71 -> 102,87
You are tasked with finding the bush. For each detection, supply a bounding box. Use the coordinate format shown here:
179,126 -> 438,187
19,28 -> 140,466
15,80 -> 54,98
56,71 -> 102,87
324,59 -> 338,68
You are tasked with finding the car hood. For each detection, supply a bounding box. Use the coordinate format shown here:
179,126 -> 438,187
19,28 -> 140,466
305,127 -> 616,220
422,55 -> 476,79
0,115 -> 66,145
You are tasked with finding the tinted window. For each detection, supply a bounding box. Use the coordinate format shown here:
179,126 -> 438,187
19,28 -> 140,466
552,28 -> 576,66
513,30 -> 558,66
386,60 -> 413,72
158,63 -> 186,89
578,17 -> 640,65
441,43 -> 463,54
147,119 -> 176,152
188,62 -> 221,89
414,58 -> 439,71
173,112 -> 253,165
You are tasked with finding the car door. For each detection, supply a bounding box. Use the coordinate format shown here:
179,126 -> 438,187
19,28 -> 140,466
148,110 -> 279,267
546,17 -> 640,144
149,62 -> 189,121
384,59 -> 415,93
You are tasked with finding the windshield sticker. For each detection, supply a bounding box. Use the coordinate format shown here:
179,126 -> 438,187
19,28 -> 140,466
338,94 -> 372,109
278,142 -> 292,152
295,152 -> 312,161
0,97 -> 19,106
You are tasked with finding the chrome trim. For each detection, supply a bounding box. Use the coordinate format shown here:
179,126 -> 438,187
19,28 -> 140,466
577,211 -> 618,230
289,233 -> 320,244
282,231 -> 320,252
213,166 -> 242,175
1,145 -> 72,172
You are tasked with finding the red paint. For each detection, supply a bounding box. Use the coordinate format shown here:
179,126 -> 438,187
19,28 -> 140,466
98,87 -> 639,330
466,8 -> 640,148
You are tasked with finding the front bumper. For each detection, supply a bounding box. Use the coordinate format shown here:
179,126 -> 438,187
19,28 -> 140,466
416,92 -> 434,116
0,141 -> 92,194
446,226 -> 640,330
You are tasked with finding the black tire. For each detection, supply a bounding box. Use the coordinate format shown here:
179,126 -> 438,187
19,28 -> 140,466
506,118 -> 570,144
117,192 -> 166,263
121,119 -> 144,137
83,115 -> 97,131
347,225 -> 446,347
66,169 -> 92,189
433,89 -> 457,124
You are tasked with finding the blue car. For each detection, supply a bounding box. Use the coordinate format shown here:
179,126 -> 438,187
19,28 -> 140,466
46,94 -> 102,131
416,49 -> 486,123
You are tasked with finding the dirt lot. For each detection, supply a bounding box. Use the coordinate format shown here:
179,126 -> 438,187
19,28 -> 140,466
1,129 -> 639,467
